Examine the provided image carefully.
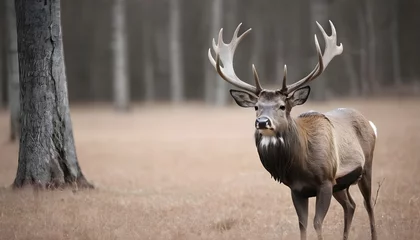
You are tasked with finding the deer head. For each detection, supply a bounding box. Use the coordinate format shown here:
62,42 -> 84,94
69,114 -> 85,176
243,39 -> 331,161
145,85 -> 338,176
208,21 -> 343,136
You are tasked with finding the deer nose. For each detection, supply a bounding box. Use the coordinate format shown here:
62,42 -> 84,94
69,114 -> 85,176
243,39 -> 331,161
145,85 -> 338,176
255,117 -> 272,129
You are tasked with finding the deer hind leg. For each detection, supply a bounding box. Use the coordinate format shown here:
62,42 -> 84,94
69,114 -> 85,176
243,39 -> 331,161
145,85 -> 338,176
314,181 -> 333,240
358,166 -> 377,240
333,188 -> 356,240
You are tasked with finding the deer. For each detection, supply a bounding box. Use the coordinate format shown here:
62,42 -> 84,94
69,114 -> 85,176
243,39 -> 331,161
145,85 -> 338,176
207,21 -> 378,240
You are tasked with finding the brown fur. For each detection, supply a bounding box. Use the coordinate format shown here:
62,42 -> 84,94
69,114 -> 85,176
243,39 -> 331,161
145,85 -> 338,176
231,89 -> 378,240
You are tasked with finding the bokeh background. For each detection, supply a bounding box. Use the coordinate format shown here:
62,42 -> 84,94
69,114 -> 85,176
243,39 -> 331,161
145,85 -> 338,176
2,0 -> 420,106
0,0 -> 420,240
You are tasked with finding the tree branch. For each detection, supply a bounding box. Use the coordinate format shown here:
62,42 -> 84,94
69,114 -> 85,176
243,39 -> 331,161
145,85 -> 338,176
374,177 -> 385,207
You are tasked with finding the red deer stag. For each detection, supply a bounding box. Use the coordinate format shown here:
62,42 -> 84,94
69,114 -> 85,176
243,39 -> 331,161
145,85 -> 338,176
207,21 -> 378,240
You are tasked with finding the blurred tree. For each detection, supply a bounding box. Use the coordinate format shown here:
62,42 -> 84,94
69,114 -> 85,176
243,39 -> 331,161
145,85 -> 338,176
13,0 -> 92,189
204,0 -> 222,105
112,0 -> 130,111
250,0 -> 264,86
0,12 -> 3,109
332,0 -> 360,96
357,6 -> 370,95
169,0 -> 184,103
274,1 -> 286,86
309,0 -> 328,101
45,0 -> 420,102
213,0 -> 229,106
6,0 -> 20,141
141,0 -> 155,103
87,1 -> 112,102
0,62 -> 2,109
365,0 -> 379,93
390,0 -> 401,86
153,1 -> 170,101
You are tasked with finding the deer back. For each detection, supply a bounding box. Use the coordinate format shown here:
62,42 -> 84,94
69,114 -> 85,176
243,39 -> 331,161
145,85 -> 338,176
324,108 -> 377,179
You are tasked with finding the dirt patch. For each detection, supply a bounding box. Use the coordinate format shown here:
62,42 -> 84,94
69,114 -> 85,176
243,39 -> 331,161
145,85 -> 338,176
0,98 -> 419,240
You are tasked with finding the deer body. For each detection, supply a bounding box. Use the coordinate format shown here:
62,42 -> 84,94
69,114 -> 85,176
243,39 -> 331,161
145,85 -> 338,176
208,21 -> 377,240
255,107 -> 376,198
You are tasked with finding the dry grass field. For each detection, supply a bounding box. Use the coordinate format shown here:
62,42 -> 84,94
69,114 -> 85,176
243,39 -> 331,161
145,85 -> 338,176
0,97 -> 419,240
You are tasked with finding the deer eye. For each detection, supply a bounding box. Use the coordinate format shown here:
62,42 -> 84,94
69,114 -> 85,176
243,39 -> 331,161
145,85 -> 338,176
279,105 -> 286,111
254,106 -> 258,111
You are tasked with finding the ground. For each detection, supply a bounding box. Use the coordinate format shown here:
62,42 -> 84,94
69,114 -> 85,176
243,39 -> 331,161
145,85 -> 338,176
0,98 -> 419,240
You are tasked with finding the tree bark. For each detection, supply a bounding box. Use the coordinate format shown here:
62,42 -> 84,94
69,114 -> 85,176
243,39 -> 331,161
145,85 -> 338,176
169,0 -> 184,103
13,0 -> 92,189
112,0 -> 130,111
6,0 -> 20,141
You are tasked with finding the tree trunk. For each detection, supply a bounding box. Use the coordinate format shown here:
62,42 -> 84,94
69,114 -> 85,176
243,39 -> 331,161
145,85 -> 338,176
365,0 -> 378,93
391,0 -> 402,86
169,0 -> 184,103
112,0 -> 130,111
342,50 -> 359,96
204,0 -> 223,105
141,0 -> 155,103
0,3 -> 3,109
0,27 -> 3,109
13,0 -> 92,189
6,0 -> 20,141
251,2 -> 264,88
89,3 -> 111,102
358,8 -> 370,96
214,0 -> 233,106
309,0 -> 328,101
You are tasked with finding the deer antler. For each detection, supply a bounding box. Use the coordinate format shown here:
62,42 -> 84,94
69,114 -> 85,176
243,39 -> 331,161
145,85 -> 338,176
208,23 -> 263,96
281,20 -> 344,94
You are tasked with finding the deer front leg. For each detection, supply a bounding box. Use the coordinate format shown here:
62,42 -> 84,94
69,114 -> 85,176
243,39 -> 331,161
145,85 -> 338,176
314,181 -> 333,240
291,191 -> 309,240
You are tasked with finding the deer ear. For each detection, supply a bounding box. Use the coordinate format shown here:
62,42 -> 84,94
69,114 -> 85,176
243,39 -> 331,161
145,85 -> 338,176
229,89 -> 258,108
289,86 -> 311,107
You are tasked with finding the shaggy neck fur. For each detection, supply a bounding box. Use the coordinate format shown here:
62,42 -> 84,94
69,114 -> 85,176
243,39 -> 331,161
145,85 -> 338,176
254,118 -> 306,183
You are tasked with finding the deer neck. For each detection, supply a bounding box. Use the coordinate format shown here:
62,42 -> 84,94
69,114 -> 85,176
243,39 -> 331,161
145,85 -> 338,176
254,117 -> 307,183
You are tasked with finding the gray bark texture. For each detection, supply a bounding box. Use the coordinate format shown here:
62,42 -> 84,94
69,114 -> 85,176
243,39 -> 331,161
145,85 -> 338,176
6,0 -> 20,141
13,0 -> 92,189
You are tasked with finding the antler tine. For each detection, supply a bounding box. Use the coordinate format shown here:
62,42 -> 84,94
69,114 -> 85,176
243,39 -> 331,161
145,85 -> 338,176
252,64 -> 262,93
280,64 -> 288,93
285,20 -> 343,94
208,23 -> 262,95
232,23 -> 252,49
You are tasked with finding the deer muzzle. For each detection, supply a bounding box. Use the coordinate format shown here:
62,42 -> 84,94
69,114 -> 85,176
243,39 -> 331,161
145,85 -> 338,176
255,116 -> 273,130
